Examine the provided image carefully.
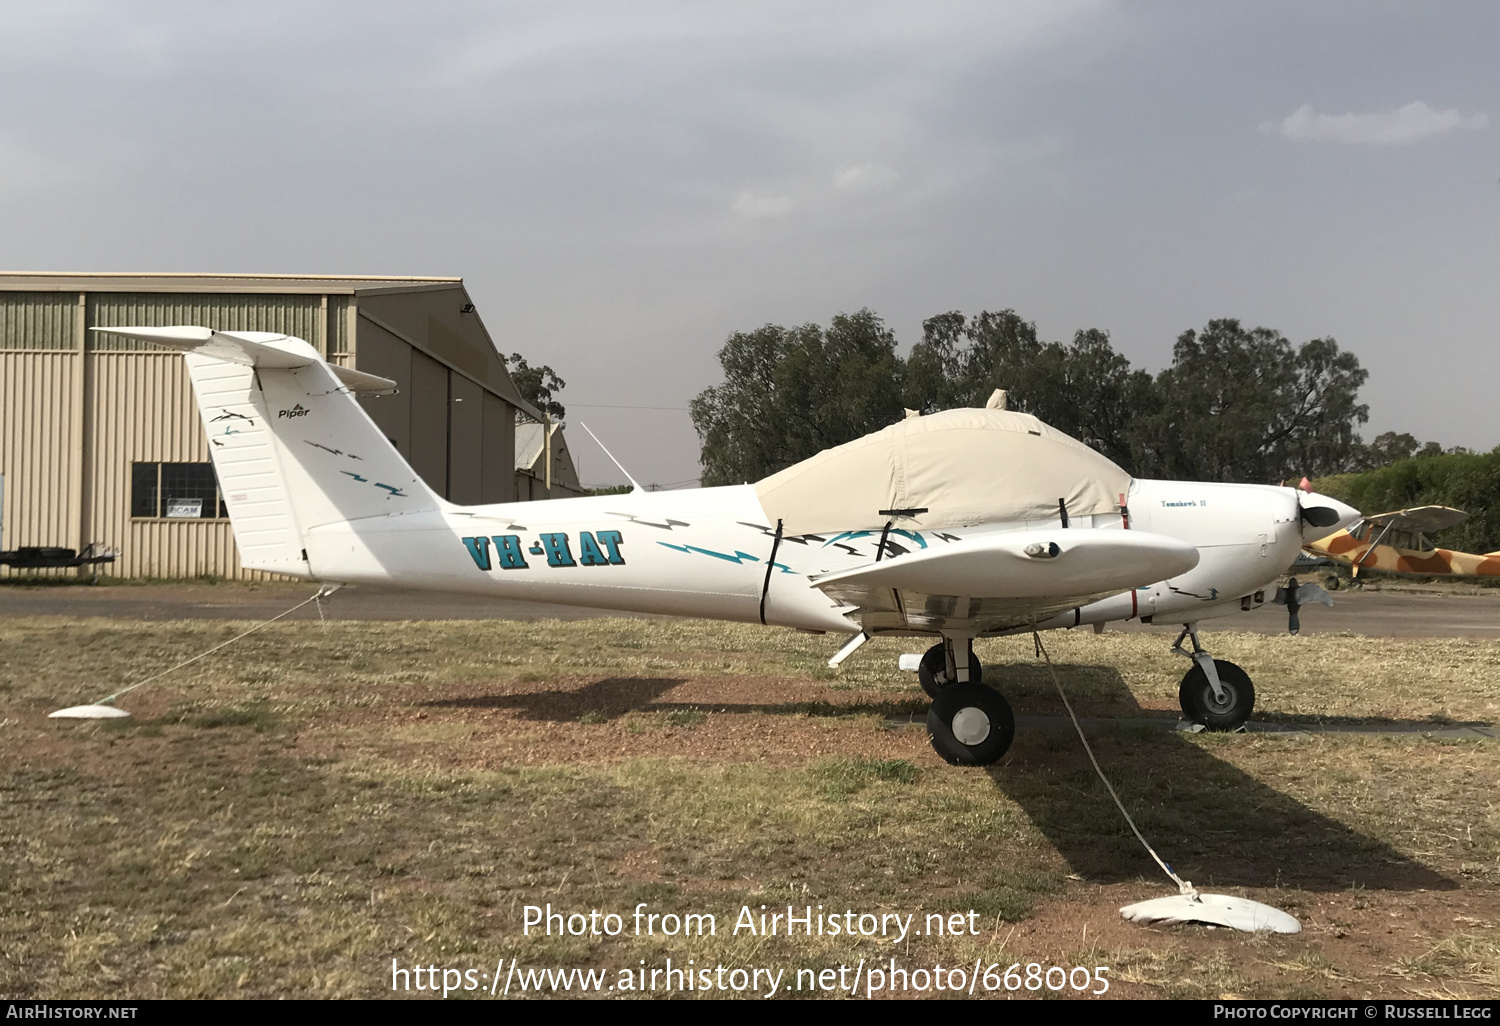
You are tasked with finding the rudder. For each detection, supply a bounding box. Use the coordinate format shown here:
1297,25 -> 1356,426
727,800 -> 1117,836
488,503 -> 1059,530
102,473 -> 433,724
96,326 -> 442,578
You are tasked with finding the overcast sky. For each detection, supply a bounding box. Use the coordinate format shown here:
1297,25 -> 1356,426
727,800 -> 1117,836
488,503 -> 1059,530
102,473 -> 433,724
1,1 -> 1495,487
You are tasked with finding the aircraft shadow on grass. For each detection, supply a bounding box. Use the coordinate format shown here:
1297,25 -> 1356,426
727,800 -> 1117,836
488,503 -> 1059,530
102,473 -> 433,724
424,670 -> 1456,893
422,677 -> 937,722
426,677 -> 690,722
987,662 -> 1457,894
1242,712 -> 1496,731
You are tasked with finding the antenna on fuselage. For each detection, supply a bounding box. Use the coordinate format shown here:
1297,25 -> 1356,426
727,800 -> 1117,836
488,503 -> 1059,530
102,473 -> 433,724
579,422 -> 645,494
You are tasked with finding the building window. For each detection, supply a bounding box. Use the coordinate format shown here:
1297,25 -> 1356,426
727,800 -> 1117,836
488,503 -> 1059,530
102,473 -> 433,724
130,462 -> 228,519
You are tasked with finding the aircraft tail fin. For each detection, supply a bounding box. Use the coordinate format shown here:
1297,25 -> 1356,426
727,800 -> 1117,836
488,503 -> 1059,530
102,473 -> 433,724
92,326 -> 442,578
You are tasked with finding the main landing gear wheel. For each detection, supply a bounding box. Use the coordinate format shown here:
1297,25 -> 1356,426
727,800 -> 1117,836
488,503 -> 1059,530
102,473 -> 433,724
927,683 -> 1014,766
1178,659 -> 1255,731
917,642 -> 983,699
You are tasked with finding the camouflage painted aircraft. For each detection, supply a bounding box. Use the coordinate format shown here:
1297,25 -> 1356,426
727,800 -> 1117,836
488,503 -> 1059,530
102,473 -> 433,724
1305,505 -> 1500,583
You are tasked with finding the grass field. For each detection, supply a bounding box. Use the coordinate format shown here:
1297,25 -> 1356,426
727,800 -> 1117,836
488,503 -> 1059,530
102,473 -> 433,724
2,616 -> 1498,999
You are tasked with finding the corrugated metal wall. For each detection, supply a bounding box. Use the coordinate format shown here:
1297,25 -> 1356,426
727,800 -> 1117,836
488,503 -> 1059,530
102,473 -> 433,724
327,295 -> 351,355
481,392 -> 514,503
87,352 -> 248,579
353,320 -> 412,456
88,294 -> 324,352
0,293 -> 81,575
448,373 -> 483,504
0,351 -> 80,561
408,349 -> 449,495
0,292 -> 78,350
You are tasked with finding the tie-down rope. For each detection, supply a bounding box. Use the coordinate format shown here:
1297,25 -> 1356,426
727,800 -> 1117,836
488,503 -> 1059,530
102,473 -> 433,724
1031,629 -> 1199,900
93,586 -> 338,707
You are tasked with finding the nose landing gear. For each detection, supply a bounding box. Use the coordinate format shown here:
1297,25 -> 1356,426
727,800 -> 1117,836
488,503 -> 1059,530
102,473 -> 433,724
1172,623 -> 1255,731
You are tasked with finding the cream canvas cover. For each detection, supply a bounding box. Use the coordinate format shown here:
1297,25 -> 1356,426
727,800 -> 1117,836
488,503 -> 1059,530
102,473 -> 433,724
755,408 -> 1132,536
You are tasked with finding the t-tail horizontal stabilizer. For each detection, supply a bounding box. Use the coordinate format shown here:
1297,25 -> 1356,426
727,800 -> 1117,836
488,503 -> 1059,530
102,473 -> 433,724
90,326 -> 398,393
91,325 -> 437,579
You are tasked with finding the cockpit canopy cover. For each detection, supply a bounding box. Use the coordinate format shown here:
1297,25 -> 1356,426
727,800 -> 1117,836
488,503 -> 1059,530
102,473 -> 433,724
754,407 -> 1133,536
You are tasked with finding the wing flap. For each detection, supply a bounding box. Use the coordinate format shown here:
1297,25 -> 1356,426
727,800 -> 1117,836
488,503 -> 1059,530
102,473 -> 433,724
821,587 -> 1103,634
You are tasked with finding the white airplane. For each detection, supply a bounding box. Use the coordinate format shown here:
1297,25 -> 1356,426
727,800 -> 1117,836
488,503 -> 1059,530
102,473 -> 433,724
96,326 -> 1360,766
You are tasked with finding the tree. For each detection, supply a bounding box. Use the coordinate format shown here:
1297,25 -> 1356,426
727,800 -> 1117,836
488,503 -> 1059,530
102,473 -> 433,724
1347,431 -> 1447,470
694,308 -> 1373,488
691,310 -> 905,485
1278,336 -> 1372,477
1335,449 -> 1500,554
1136,319 -> 1368,482
904,309 -> 1045,413
1356,431 -> 1422,468
1037,328 -> 1156,471
904,312 -> 1152,470
505,353 -> 566,419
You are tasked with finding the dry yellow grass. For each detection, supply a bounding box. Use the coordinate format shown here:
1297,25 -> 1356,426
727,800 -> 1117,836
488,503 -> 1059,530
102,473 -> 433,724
1,615 -> 1498,999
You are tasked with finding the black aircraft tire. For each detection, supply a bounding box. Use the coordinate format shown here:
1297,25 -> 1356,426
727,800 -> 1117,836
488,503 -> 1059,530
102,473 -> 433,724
918,643 -> 983,699
927,683 -> 1014,766
1178,659 -> 1255,731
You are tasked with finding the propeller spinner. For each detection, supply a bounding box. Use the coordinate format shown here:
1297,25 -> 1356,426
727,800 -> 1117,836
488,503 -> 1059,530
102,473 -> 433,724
1295,492 -> 1360,540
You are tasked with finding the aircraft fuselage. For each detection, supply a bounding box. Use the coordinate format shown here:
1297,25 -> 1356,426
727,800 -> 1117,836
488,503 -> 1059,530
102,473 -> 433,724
297,477 -> 1324,637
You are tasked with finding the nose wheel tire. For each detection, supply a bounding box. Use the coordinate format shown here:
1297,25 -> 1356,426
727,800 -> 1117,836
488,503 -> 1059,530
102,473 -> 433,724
927,683 -> 1014,766
917,642 -> 983,699
1178,659 -> 1255,731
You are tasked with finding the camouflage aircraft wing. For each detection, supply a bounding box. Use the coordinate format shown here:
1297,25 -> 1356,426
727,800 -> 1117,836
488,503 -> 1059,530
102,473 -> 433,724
810,529 -> 1198,634
1363,505 -> 1469,535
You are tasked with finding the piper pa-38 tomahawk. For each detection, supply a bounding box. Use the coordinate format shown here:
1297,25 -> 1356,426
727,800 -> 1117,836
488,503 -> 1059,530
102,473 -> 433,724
95,325 -> 1360,767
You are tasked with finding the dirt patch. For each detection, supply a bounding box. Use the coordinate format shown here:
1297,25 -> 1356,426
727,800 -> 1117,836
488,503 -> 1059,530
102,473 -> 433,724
287,675 -> 930,769
4,618 -> 1499,999
975,884 -> 1500,999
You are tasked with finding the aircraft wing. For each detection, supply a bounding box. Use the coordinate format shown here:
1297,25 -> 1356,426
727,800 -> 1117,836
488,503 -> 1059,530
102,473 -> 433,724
1363,505 -> 1469,535
811,529 -> 1198,633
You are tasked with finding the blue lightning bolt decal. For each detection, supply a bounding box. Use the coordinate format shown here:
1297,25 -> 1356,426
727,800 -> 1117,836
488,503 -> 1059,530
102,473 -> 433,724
658,541 -> 792,571
823,529 -> 927,550
339,470 -> 404,497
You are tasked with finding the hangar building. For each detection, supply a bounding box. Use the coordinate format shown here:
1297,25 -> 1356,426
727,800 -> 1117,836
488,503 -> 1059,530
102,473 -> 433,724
515,420 -> 588,501
0,272 -> 558,580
